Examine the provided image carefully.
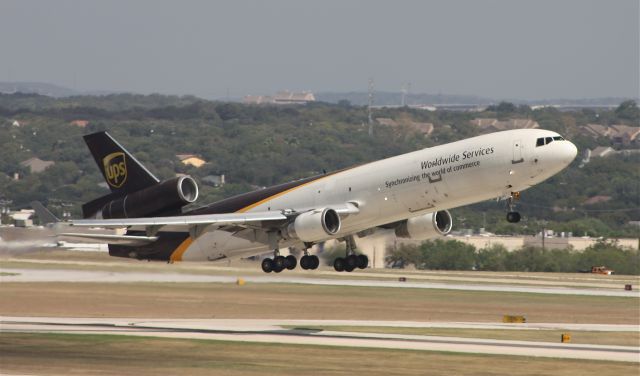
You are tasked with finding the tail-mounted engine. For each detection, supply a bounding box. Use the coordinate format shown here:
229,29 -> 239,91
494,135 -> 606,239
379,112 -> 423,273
394,210 -> 453,240
99,176 -> 198,219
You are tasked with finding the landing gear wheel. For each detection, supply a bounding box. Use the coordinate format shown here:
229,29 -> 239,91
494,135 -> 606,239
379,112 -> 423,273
274,255 -> 286,271
506,211 -> 521,223
357,254 -> 368,269
310,255 -> 320,270
346,254 -> 358,270
261,258 -> 274,273
334,257 -> 345,272
285,255 -> 297,270
300,255 -> 310,270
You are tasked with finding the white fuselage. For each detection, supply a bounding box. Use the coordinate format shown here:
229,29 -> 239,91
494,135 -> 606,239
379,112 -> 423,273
181,129 -> 577,261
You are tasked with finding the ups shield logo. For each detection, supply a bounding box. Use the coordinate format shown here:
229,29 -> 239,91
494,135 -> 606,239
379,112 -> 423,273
103,152 -> 127,188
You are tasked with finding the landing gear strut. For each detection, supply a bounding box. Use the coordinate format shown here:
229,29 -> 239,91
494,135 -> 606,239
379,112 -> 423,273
262,249 -> 287,273
334,235 -> 368,272
300,248 -> 320,270
261,233 -> 318,273
506,191 -> 521,223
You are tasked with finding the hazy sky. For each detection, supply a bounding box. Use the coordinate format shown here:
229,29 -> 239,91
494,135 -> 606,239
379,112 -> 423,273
1,0 -> 638,100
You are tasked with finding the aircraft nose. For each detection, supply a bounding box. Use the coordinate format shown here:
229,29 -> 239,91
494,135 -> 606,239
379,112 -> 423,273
564,141 -> 578,164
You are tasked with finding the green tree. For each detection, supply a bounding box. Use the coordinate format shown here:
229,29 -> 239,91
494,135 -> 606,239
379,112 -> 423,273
476,244 -> 509,271
614,100 -> 639,123
419,239 -> 476,270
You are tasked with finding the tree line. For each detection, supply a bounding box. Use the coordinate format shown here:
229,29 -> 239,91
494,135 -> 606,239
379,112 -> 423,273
385,239 -> 640,275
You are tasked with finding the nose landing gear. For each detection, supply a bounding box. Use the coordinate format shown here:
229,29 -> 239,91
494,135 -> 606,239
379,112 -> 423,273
506,191 -> 521,223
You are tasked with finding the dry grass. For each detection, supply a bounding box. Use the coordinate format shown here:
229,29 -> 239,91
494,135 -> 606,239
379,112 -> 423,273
1,332 -> 637,376
285,326 -> 640,347
1,282 -> 638,324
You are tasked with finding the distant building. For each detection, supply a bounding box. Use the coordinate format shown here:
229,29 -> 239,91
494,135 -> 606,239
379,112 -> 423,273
273,91 -> 315,104
176,154 -> 206,168
9,209 -> 35,227
469,118 -> 539,132
202,174 -> 226,187
583,195 -> 612,205
579,124 -> 640,146
70,120 -> 90,128
376,117 -> 434,135
244,91 -> 316,105
20,157 -> 55,173
590,146 -> 615,158
11,120 -> 20,127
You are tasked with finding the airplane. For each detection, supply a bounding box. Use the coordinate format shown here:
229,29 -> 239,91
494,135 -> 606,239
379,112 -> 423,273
67,129 -> 577,273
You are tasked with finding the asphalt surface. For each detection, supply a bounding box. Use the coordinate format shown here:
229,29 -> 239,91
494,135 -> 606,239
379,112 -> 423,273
2,268 -> 639,297
2,317 -> 638,362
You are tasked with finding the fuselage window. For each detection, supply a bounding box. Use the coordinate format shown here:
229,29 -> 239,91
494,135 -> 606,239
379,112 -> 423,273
536,138 -> 544,147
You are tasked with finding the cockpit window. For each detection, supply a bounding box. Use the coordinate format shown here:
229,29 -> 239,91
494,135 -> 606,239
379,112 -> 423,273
537,135 -> 566,147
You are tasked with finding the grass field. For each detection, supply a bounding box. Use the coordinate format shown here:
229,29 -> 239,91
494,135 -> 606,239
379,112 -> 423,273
1,332 -> 638,376
283,326 -> 640,347
1,282 -> 638,324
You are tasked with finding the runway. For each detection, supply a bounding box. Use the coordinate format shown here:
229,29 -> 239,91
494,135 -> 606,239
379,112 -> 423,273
2,317 -> 638,363
2,267 -> 639,297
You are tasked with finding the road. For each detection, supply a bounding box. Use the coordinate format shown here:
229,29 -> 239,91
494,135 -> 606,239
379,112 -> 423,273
2,317 -> 638,363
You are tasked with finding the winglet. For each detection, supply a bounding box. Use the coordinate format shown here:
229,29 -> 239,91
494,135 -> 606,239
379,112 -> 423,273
31,201 -> 60,225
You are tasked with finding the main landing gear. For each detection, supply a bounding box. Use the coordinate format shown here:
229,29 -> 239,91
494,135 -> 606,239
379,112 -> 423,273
333,235 -> 368,273
261,249 -> 319,273
506,191 -> 521,223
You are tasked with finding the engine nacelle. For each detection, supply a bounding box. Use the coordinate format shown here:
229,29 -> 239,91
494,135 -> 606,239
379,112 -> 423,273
100,176 -> 198,219
395,210 -> 453,240
285,208 -> 341,242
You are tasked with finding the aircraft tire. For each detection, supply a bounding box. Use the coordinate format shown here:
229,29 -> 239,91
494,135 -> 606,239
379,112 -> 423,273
334,257 -> 345,272
285,255 -> 297,270
506,212 -> 521,223
300,255 -> 310,270
310,255 -> 320,269
274,255 -> 287,270
261,258 -> 274,273
357,254 -> 368,269
346,254 -> 358,269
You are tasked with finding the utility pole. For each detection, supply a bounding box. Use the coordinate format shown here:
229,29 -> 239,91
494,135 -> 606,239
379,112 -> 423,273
368,78 -> 375,137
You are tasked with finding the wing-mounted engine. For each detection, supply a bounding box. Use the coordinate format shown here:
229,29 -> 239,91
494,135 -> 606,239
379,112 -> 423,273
283,208 -> 341,242
394,210 -> 453,240
99,176 -> 199,219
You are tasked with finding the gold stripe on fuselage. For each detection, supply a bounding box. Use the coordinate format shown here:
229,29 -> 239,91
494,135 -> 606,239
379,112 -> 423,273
169,237 -> 193,262
236,174 -> 335,213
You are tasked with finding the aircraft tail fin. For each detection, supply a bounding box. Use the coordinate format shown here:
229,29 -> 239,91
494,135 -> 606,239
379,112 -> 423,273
83,131 -> 160,196
30,201 -> 60,225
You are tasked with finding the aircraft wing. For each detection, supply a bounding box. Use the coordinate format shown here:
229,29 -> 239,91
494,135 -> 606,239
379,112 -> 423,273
70,211 -> 288,229
69,203 -> 359,234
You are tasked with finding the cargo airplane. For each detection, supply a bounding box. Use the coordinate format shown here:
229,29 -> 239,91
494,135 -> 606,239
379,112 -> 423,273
64,129 -> 577,273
